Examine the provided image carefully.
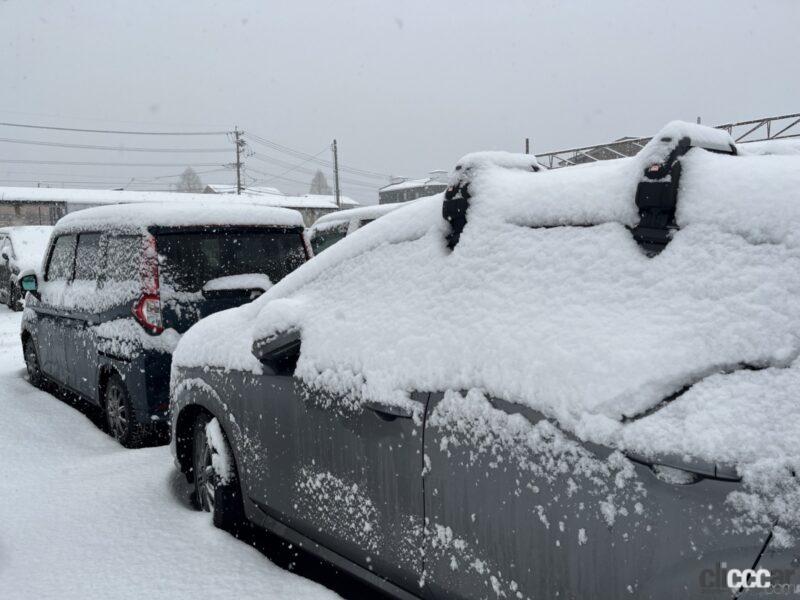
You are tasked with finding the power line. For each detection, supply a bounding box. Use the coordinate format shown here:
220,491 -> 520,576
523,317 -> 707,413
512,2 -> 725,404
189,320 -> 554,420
0,120 -> 230,136
244,132 -> 391,180
0,167 -> 229,180
0,136 -> 230,153
0,158 -> 224,168
250,146 -> 330,185
245,164 -> 379,191
249,151 -> 381,188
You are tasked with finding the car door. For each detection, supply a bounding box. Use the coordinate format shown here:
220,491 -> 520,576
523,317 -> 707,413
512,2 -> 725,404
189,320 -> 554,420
62,232 -> 103,398
422,390 -> 773,600
35,234 -> 76,383
243,333 -> 428,593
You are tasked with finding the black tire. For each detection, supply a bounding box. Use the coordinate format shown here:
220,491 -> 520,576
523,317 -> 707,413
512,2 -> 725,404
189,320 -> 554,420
192,414 -> 245,532
103,373 -> 146,448
23,336 -> 44,389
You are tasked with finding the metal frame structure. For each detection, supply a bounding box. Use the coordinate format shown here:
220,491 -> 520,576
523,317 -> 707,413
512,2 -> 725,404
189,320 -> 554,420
536,113 -> 800,169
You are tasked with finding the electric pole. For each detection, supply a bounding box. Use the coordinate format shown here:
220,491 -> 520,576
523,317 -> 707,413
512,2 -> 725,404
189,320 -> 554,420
234,127 -> 244,195
525,137 -> 530,154
332,138 -> 341,208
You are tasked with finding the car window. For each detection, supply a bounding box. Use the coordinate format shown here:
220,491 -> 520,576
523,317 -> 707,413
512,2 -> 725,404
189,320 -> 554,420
45,235 -> 77,281
156,228 -> 306,292
310,223 -> 348,254
74,233 -> 102,281
103,235 -> 142,282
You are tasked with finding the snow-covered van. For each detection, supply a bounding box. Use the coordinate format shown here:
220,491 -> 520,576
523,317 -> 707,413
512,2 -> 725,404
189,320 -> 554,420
170,122 -> 800,599
19,202 -> 308,447
0,226 -> 53,310
306,202 -> 412,255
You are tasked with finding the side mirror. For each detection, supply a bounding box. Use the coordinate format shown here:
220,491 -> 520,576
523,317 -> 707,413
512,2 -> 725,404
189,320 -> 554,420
0,252 -> 8,262
19,273 -> 38,295
252,330 -> 301,376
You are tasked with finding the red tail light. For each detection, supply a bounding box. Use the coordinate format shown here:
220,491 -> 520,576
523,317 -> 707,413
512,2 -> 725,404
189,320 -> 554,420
133,294 -> 164,334
132,234 -> 164,334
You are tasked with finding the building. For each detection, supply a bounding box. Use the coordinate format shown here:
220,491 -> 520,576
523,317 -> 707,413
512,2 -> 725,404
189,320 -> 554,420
378,171 -> 448,205
203,184 -> 359,225
0,186 -> 358,227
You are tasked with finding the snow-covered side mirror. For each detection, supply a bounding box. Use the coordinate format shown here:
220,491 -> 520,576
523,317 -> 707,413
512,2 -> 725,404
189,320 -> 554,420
0,252 -> 8,262
251,329 -> 301,376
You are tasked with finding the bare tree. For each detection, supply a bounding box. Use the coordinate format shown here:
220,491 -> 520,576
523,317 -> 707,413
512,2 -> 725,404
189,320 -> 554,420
309,169 -> 332,195
175,167 -> 204,193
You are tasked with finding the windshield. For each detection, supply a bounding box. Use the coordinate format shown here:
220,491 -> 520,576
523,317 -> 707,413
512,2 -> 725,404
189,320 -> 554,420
155,227 -> 306,293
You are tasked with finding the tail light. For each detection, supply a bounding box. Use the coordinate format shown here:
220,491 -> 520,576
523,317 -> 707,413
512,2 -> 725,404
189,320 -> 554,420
132,234 -> 164,334
133,294 -> 164,334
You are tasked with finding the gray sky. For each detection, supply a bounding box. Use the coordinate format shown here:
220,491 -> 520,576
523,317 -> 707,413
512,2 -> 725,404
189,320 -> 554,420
1,0 -> 798,203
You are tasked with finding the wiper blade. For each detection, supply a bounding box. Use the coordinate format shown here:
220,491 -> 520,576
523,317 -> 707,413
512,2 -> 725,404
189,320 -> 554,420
621,363 -> 771,424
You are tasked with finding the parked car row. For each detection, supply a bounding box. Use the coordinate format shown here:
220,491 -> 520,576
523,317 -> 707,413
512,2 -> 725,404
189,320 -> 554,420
0,225 -> 53,310
15,121 -> 800,599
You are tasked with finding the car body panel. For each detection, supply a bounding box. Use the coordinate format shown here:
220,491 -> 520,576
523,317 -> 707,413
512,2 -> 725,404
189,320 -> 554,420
423,391 -> 770,600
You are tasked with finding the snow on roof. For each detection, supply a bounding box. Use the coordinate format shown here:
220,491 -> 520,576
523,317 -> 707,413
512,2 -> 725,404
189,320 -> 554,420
0,186 -> 217,206
380,177 -> 448,193
636,120 -> 736,166
53,201 -> 305,234
309,202 -> 411,231
0,226 -> 53,273
175,121 -> 800,540
0,185 -> 358,211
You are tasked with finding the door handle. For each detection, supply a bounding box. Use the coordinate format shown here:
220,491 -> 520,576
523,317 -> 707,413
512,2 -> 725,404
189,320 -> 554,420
363,399 -> 416,421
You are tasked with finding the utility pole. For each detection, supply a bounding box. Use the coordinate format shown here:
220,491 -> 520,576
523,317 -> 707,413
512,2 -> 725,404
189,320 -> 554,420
525,137 -> 530,154
332,138 -> 341,208
234,127 -> 244,195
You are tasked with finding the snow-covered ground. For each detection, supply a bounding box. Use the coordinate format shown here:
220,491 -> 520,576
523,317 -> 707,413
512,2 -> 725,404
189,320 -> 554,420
0,306 -> 339,600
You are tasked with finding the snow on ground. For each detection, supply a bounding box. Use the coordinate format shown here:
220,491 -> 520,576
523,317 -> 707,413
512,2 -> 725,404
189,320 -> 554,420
0,306 -> 337,600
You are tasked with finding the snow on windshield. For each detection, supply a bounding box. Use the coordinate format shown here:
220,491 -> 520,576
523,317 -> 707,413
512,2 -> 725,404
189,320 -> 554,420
174,125 -> 800,543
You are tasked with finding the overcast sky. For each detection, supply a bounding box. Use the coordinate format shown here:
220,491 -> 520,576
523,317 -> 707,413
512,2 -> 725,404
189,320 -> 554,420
1,0 -> 798,203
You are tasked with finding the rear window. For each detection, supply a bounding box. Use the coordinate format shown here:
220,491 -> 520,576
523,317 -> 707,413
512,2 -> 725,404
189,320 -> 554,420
45,235 -> 76,281
155,228 -> 306,292
310,223 -> 348,255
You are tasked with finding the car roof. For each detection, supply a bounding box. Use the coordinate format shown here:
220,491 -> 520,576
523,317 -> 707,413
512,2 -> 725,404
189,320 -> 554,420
53,201 -> 305,235
309,202 -> 413,232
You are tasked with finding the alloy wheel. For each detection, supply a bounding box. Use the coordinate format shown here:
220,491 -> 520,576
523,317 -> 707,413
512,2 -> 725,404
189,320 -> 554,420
24,339 -> 40,383
105,383 -> 129,441
194,433 -> 217,513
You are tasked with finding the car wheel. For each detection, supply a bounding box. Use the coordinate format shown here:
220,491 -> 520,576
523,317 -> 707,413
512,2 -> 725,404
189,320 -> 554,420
104,373 -> 145,448
192,414 -> 245,532
23,336 -> 44,388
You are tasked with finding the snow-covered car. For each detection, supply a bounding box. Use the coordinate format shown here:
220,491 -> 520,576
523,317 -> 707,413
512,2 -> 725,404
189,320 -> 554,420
306,202 -> 413,255
170,121 -> 800,599
0,226 -> 53,310
19,202 -> 308,447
